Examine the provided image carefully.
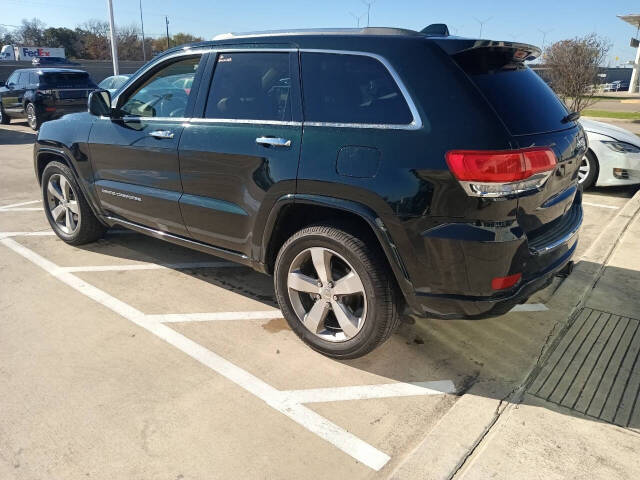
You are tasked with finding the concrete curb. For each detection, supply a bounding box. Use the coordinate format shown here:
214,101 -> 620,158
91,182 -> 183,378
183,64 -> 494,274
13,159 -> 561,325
387,188 -> 640,480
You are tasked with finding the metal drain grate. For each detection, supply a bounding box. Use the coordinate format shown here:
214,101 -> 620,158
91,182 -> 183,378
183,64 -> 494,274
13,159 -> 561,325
529,307 -> 640,429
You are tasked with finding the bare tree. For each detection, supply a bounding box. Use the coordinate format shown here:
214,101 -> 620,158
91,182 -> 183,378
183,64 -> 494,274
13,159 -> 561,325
544,33 -> 611,113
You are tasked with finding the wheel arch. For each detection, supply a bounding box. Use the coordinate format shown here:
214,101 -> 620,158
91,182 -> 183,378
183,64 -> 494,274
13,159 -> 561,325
35,148 -> 107,225
260,194 -> 416,311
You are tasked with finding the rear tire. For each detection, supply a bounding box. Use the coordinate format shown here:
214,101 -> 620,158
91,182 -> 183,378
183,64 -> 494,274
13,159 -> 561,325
578,150 -> 598,189
26,102 -> 41,130
42,161 -> 106,245
0,106 -> 9,125
274,224 -> 399,359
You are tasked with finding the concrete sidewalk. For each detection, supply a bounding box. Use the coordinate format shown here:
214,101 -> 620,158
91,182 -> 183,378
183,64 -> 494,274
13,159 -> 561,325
392,191 -> 640,480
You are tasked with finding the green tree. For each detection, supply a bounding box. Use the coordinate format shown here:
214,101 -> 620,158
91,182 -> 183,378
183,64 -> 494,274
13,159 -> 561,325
42,27 -> 80,58
18,18 -> 46,45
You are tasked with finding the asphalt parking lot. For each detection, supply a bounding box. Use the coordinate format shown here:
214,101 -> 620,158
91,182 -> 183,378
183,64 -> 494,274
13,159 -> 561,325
1,121 -> 638,479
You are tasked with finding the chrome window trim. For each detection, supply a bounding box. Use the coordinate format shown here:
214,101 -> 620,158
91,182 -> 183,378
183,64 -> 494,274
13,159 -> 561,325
111,46 -> 423,131
299,49 -> 422,131
189,118 -> 302,127
97,115 -> 190,123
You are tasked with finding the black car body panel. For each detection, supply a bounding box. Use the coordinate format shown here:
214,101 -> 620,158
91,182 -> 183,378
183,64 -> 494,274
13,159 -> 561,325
33,27 -> 585,319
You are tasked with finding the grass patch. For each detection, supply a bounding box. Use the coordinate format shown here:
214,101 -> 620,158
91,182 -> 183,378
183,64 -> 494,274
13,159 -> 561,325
581,110 -> 640,120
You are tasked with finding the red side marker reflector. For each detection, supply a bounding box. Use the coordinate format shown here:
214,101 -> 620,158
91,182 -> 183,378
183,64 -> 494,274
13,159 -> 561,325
491,273 -> 522,291
45,107 -> 56,112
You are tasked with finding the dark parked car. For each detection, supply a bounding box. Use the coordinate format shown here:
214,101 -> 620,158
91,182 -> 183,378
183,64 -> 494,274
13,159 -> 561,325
0,68 -> 97,130
32,56 -> 80,66
33,26 -> 585,358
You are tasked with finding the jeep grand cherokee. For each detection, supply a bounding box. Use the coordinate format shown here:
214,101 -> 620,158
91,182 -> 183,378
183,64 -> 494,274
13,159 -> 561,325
33,26 -> 585,358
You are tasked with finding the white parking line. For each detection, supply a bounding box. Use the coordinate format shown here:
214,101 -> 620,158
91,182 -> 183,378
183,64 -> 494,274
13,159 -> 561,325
1,235 -> 418,471
510,303 -> 549,312
149,310 -> 283,323
0,231 -> 56,239
0,200 -> 40,209
582,201 -> 620,210
0,207 -> 44,212
61,261 -> 240,272
281,380 -> 456,404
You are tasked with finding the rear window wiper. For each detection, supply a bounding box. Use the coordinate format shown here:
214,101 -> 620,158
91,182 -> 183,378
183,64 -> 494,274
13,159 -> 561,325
561,111 -> 580,124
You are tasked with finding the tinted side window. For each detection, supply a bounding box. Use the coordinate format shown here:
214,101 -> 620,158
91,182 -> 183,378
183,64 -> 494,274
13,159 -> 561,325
120,55 -> 201,118
6,72 -> 18,86
205,52 -> 292,121
17,72 -> 30,87
301,53 -> 413,125
29,72 -> 38,85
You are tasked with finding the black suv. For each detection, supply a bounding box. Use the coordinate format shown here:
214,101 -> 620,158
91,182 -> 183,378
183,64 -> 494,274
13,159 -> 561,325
0,68 -> 97,130
33,27 -> 585,358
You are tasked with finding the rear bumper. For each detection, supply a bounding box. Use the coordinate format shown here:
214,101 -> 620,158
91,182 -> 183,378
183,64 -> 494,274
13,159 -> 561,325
408,199 -> 582,319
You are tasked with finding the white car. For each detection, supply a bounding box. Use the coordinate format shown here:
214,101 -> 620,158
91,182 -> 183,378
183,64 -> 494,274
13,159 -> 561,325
579,118 -> 640,188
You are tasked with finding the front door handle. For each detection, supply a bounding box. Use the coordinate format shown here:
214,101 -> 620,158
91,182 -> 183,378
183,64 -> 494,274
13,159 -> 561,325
149,130 -> 175,139
256,136 -> 291,148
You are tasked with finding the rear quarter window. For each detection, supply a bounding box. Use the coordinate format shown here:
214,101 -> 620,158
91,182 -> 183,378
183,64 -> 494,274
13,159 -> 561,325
300,52 -> 413,126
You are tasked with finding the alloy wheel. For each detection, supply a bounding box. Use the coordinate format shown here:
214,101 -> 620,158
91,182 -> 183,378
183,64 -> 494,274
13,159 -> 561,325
578,155 -> 591,184
287,247 -> 367,342
26,104 -> 37,129
46,174 -> 80,234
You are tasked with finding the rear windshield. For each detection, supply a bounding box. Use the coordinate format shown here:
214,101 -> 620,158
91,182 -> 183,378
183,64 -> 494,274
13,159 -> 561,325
454,49 -> 570,136
469,67 -> 569,135
40,72 -> 93,88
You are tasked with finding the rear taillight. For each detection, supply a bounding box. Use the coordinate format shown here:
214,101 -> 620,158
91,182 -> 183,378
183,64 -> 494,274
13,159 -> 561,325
445,147 -> 557,197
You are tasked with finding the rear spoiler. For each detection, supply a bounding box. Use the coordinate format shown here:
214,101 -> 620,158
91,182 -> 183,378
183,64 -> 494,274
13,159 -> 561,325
431,38 -> 541,63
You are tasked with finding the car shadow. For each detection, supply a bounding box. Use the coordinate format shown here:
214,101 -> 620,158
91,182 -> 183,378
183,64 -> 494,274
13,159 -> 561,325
73,229 -> 639,431
0,124 -> 36,145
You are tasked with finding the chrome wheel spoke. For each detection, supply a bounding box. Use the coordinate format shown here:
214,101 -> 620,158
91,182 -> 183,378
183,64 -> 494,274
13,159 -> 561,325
65,208 -> 76,232
47,180 -> 64,202
67,200 -> 79,214
288,271 -> 321,294
310,247 -> 332,284
332,271 -> 364,296
331,300 -> 360,338
51,204 -> 65,221
60,176 -> 71,201
303,300 -> 330,334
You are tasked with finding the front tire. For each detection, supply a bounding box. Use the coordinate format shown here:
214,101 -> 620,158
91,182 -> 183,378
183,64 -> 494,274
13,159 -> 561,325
26,102 -> 41,130
578,150 -> 598,189
0,106 -> 9,125
274,224 -> 399,359
42,161 -> 106,245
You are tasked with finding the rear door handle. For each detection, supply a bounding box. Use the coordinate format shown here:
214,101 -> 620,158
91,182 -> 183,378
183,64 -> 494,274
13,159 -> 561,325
256,137 -> 291,148
149,130 -> 175,139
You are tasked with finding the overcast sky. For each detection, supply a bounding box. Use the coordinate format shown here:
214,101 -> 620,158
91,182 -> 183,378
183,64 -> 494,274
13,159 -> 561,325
1,0 -> 639,65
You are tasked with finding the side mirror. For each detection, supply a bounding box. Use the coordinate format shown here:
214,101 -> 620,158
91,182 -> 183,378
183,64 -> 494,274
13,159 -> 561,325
0,81 -> 5,87
88,89 -> 112,116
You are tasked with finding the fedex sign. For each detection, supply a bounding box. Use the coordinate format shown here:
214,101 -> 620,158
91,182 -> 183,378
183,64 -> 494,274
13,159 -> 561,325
18,46 -> 65,59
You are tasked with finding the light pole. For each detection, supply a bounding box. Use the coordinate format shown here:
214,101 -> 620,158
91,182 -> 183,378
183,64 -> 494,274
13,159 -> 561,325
349,11 -> 365,28
361,0 -> 375,27
538,28 -> 553,50
165,16 -> 170,50
106,0 -> 119,75
139,0 -> 146,62
474,16 -> 492,38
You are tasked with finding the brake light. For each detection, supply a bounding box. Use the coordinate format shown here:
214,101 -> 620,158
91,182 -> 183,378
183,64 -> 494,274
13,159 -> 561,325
446,147 -> 557,197
491,273 -> 522,290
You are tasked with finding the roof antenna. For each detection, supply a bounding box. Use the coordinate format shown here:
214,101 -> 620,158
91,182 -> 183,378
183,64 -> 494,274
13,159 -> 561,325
421,24 -> 450,36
